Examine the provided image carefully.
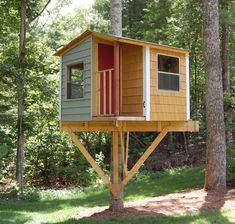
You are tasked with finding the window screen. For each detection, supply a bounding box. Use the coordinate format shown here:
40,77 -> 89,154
157,54 -> 180,91
67,63 -> 85,99
158,72 -> 179,91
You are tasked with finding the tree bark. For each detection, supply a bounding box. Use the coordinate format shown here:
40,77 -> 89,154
16,0 -> 27,197
220,0 -> 232,144
109,132 -> 124,211
110,0 -> 122,36
109,0 -> 123,211
202,0 -> 226,192
167,132 -> 174,155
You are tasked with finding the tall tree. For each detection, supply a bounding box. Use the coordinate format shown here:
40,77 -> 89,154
110,0 -> 122,36
220,0 -> 232,144
16,0 -> 27,196
202,0 -> 226,191
16,0 -> 52,196
109,0 -> 123,211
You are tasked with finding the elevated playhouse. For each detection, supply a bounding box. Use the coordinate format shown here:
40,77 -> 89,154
54,30 -> 198,199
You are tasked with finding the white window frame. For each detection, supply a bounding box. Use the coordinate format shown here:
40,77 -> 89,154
156,53 -> 181,92
65,61 -> 86,101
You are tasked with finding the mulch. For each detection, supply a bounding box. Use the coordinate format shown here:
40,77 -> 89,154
76,188 -> 235,220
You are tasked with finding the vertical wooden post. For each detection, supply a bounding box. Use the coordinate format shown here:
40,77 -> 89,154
112,131 -> 119,187
110,130 -> 124,210
114,42 -> 120,115
119,46 -> 123,114
119,130 -> 127,177
125,132 -> 129,173
122,128 -> 168,186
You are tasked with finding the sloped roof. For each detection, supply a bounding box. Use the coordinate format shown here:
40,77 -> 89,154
54,30 -> 189,56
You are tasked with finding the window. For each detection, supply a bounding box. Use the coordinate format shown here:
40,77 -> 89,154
157,54 -> 180,91
67,63 -> 85,99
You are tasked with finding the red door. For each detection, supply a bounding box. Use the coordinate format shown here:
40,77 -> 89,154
98,44 -> 115,115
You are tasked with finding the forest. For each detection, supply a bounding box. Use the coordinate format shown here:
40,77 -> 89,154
0,0 -> 235,223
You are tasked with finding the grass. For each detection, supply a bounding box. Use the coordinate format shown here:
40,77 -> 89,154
1,166 -> 226,224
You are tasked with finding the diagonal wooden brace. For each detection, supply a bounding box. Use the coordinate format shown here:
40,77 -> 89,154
119,130 -> 127,178
122,128 -> 169,186
66,128 -> 115,194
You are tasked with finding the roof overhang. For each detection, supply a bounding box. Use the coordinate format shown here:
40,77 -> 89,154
54,30 -> 189,57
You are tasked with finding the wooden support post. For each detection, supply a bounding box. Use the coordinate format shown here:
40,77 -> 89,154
122,128 -> 168,186
119,130 -> 127,178
111,131 -> 120,198
125,132 -> 129,172
66,129 -> 115,194
113,131 -> 119,185
119,46 -> 123,114
114,41 -> 120,115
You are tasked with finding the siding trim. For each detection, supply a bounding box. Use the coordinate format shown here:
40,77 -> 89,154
186,53 -> 190,120
59,57 -> 62,120
90,36 -> 93,119
143,46 -> 150,121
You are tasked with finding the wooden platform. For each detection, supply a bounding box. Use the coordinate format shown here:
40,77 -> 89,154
60,120 -> 199,132
62,119 -> 199,199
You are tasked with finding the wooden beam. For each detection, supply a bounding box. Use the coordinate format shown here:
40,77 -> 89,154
114,41 -> 120,115
119,46 -> 123,114
66,129 -> 112,190
125,131 -> 129,173
119,130 -> 127,177
110,131 -> 122,198
122,128 -> 168,186
112,131 -> 119,185
61,120 -> 199,133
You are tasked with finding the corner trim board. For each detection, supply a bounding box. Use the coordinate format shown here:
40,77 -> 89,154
143,46 -> 150,121
186,53 -> 190,120
59,57 -> 62,120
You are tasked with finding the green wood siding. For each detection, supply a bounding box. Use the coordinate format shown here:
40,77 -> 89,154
60,37 -> 92,121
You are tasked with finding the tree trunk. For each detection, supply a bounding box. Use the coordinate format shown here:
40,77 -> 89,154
110,0 -> 122,36
16,0 -> 27,197
221,0 -> 232,145
167,132 -> 174,155
109,132 -> 124,211
109,0 -> 123,211
202,0 -> 226,192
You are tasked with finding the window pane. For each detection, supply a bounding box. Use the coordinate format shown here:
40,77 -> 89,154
158,72 -> 179,91
67,63 -> 85,99
158,55 -> 179,73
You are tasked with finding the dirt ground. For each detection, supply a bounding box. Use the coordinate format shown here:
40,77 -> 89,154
76,188 -> 235,220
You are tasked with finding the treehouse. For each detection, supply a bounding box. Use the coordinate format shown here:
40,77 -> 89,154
55,30 -> 191,123
54,30 -> 198,199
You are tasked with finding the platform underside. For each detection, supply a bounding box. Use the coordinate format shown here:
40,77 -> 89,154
60,120 -> 199,132
61,119 -> 199,199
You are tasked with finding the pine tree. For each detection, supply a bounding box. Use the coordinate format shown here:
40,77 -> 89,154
109,0 -> 124,211
202,0 -> 226,192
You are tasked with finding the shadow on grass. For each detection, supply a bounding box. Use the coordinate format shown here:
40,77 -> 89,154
0,211 -> 30,224
0,167 -> 205,223
42,209 -> 234,224
199,190 -> 233,224
0,189 -> 109,213
125,167 -> 204,200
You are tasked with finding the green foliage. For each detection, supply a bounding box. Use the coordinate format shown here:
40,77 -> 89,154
0,0 -> 234,190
